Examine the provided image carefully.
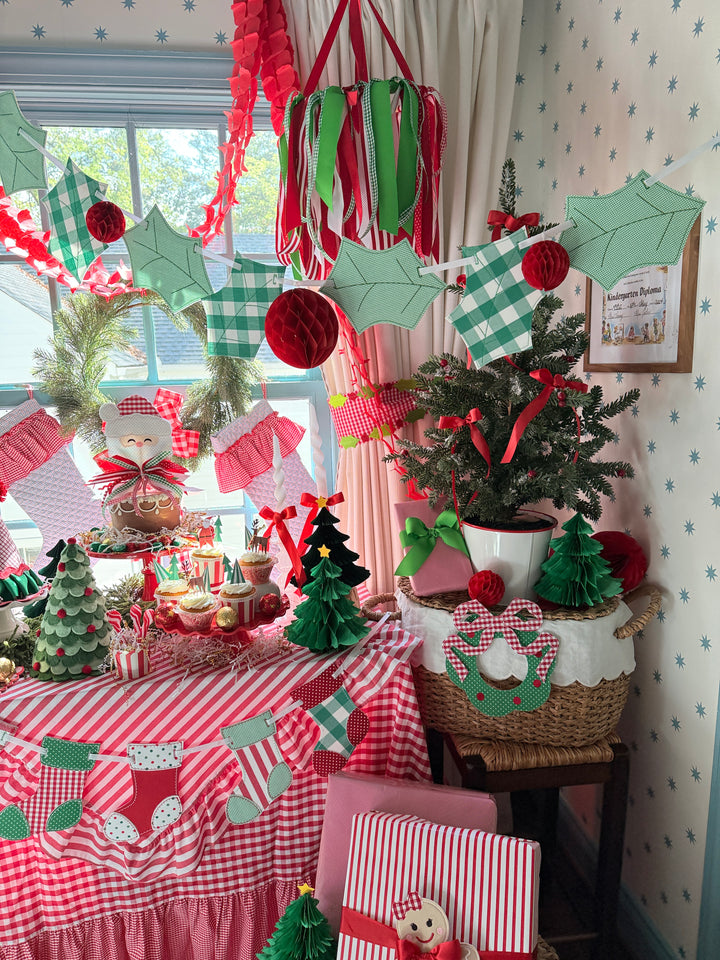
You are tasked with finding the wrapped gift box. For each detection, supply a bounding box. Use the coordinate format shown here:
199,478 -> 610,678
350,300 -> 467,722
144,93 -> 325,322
393,501 -> 474,597
113,649 -> 151,681
315,772 -> 497,935
338,811 -> 539,960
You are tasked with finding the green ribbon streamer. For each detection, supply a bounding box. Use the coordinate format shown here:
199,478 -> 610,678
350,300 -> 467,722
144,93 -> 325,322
369,79 -> 399,235
394,80 -> 420,228
395,509 -> 469,577
314,86 -> 346,209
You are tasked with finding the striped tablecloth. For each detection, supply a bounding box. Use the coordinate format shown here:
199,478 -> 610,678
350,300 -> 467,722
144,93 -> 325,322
0,626 -> 431,960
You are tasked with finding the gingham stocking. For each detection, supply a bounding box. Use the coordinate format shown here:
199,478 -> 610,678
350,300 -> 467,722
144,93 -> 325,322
0,736 -> 100,840
103,742 -> 183,843
221,711 -> 292,825
290,665 -> 369,777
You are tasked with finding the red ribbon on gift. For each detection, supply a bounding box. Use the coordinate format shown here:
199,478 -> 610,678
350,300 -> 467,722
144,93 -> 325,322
444,598 -> 559,684
398,941 -> 462,960
438,409 -> 491,477
153,388 -> 200,459
486,210 -> 540,242
501,370 -> 588,465
260,504 -> 304,584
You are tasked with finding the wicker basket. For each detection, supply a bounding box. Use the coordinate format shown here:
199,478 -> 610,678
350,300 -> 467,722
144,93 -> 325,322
361,581 -> 661,748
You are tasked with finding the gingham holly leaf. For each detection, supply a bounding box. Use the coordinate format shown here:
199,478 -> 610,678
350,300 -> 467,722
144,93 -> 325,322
0,91 -> 48,195
123,204 -> 213,312
562,173 -> 705,291
320,238 -> 447,334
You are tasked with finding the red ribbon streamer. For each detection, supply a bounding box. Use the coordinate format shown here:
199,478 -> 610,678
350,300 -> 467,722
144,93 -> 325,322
501,370 -> 588,465
259,504 -> 304,585
486,210 -> 540,242
438,410 -> 491,478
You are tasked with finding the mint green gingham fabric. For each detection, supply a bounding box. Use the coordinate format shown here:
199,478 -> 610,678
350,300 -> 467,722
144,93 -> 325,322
45,159 -> 108,283
203,253 -> 286,360
308,685 -> 358,757
448,231 -> 542,368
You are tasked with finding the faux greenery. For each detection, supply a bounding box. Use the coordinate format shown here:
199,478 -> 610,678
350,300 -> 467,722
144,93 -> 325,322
32,292 -> 260,465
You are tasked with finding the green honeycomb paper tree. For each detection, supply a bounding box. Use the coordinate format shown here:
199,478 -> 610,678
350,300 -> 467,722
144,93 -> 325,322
256,884 -> 336,960
534,512 -> 623,608
31,538 -> 112,681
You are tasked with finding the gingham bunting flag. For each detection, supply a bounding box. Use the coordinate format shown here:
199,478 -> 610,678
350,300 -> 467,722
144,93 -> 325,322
45,159 -> 108,283
203,253 -> 286,360
448,231 -> 542,368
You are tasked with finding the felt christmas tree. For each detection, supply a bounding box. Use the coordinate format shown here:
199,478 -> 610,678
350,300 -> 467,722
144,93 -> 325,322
293,507 -> 370,592
285,550 -> 370,653
534,512 -> 623,608
214,517 -> 223,542
256,884 -> 336,960
31,538 -> 112,681
20,539 -> 67,617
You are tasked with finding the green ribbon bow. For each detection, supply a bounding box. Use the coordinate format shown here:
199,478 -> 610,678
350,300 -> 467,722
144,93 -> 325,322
395,509 -> 469,576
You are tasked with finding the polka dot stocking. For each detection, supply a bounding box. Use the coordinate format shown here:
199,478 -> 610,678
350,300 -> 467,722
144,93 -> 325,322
103,742 -> 183,843
0,736 -> 100,840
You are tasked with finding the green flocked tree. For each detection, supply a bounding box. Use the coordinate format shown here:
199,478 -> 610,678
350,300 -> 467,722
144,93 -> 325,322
257,885 -> 336,960
534,512 -> 622,608
294,507 -> 370,592
286,554 -> 370,653
31,538 -> 112,681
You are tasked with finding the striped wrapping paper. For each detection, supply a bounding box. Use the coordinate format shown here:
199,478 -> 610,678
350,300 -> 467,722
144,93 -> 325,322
113,650 -> 152,681
0,626 -> 430,950
338,812 -> 540,960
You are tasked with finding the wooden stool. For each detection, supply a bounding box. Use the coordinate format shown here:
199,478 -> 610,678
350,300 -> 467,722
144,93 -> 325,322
426,730 -> 629,959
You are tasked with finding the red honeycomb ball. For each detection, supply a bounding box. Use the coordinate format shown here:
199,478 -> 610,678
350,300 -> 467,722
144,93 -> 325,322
521,240 -> 570,291
591,530 -> 648,593
468,569 -> 505,606
264,289 -> 339,369
85,201 -> 126,243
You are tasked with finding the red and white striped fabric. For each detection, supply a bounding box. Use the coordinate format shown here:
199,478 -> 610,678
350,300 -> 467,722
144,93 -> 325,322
338,812 -> 540,960
0,625 -> 429,956
113,650 -> 152,681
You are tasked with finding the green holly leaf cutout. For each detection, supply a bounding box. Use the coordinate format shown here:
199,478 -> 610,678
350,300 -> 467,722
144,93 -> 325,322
320,238 -> 447,334
0,91 -> 48,195
123,205 -> 213,312
563,173 -> 705,291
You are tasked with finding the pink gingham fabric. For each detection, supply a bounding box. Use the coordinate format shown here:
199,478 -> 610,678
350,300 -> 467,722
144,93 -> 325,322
0,626 -> 429,958
329,384 -> 417,445
0,401 -> 71,500
213,407 -> 305,494
153,388 -> 200,459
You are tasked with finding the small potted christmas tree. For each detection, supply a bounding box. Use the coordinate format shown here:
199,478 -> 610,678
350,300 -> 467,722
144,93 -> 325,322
389,161 -> 638,599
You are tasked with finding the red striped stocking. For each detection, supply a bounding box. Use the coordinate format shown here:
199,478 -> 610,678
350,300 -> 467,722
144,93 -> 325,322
221,711 -> 292,824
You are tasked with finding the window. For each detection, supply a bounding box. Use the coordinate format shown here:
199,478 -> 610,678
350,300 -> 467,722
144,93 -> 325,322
0,50 -> 335,564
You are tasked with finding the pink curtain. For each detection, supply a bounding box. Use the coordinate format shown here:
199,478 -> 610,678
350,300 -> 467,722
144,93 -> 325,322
282,0 -> 523,594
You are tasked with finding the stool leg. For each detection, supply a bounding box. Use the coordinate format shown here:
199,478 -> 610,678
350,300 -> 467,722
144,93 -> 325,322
594,743 -> 630,957
425,728 -> 445,784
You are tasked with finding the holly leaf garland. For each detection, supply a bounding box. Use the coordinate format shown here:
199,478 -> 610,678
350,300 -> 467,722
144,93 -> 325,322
123,205 -> 213,312
0,91 -> 48,195
562,173 -> 705,291
320,238 -> 447,334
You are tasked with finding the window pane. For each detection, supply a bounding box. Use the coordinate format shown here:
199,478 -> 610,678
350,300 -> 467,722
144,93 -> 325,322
153,304 -> 206,381
44,127 -> 132,210
135,128 -> 220,232
231,130 -> 280,237
0,265 -> 52,385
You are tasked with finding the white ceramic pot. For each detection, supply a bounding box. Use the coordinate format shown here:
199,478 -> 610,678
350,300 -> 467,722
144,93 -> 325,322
461,510 -> 557,604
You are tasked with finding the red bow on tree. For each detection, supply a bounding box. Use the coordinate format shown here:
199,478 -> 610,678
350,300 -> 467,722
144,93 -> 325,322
397,940 -> 462,960
438,409 -> 491,477
486,210 -> 540,242
260,504 -> 304,585
501,369 -> 588,464
291,491 -> 346,587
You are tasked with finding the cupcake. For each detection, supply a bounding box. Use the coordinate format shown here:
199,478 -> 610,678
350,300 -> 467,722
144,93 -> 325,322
238,550 -> 277,585
177,590 -> 221,632
190,545 -> 225,590
154,579 -> 189,606
218,580 -> 256,625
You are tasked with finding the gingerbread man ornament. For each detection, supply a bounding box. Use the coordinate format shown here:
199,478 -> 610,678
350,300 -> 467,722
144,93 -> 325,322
392,894 -> 479,960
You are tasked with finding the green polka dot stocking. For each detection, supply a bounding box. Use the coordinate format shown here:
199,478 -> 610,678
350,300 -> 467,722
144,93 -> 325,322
0,736 -> 100,840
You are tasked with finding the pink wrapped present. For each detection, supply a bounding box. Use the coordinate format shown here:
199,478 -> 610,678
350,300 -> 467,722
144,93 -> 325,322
315,773 -> 497,936
114,650 -> 152,681
394,501 -> 474,597
338,811 -> 540,960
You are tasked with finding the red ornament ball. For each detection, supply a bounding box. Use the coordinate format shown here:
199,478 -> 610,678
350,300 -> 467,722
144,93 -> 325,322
154,601 -> 179,632
85,201 -> 126,243
264,289 -> 339,369
591,530 -> 648,593
56,648 -> 65,657
58,562 -> 65,572
259,593 -> 283,618
521,240 -> 570,291
33,661 -> 40,671
67,537 -> 77,545
468,569 -> 505,606
56,608 -> 66,619
84,587 -> 93,596
81,665 -> 93,675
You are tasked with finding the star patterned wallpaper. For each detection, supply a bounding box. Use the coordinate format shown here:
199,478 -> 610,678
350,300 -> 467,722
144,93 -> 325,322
508,2 -> 720,958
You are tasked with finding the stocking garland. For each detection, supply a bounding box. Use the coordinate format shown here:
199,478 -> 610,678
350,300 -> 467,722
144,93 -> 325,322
103,742 -> 183,842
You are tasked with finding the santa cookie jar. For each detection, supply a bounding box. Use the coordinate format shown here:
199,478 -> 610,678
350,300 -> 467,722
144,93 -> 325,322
90,396 -> 189,535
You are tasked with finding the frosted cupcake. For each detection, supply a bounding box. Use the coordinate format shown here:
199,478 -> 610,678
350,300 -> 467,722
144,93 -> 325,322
177,590 -> 220,632
154,579 -> 189,606
237,550 -> 277,585
218,580 -> 256,625
190,544 -> 225,590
